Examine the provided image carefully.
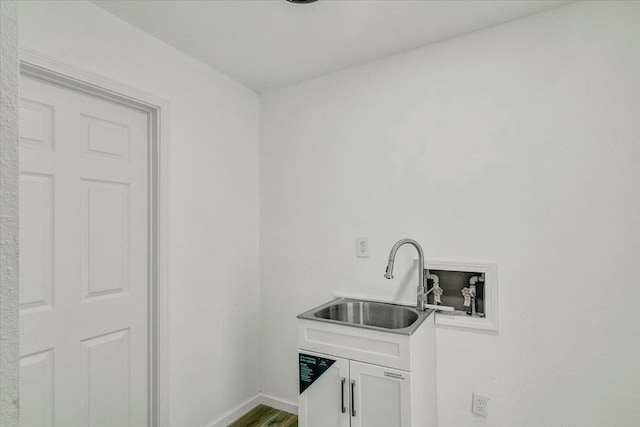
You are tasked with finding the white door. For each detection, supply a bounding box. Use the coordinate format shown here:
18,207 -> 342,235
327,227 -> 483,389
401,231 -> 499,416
298,351 -> 350,427
349,361 -> 412,427
19,76 -> 149,427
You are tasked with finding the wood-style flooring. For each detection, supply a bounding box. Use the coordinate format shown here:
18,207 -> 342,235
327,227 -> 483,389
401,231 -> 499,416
228,404 -> 298,427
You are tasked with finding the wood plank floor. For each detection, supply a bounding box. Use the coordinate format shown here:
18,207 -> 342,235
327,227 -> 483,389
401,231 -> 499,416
228,405 -> 298,427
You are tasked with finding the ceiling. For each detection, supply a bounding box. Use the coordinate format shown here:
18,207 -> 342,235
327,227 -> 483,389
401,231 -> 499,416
92,0 -> 572,92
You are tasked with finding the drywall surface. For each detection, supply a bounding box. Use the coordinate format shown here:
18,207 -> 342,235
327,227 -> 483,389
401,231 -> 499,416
260,2 -> 640,426
19,2 -> 260,426
0,2 -> 20,426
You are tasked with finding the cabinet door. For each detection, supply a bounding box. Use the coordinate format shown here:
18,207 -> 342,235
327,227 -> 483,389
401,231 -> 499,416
349,360 -> 412,427
298,351 -> 350,427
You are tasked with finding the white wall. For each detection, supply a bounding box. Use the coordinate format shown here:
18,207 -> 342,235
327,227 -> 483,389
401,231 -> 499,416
19,2 -> 260,426
260,2 -> 640,426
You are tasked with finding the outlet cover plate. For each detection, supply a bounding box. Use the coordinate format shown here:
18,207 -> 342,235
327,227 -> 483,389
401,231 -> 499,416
356,237 -> 369,258
472,393 -> 489,416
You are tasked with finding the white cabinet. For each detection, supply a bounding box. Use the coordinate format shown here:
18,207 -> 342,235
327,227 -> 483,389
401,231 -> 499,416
297,311 -> 436,427
298,352 -> 413,427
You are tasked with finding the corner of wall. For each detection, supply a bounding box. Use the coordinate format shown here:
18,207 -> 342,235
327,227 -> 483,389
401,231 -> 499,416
0,1 -> 21,426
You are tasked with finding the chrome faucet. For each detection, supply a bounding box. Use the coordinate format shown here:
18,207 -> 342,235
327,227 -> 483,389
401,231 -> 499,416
384,238 -> 428,311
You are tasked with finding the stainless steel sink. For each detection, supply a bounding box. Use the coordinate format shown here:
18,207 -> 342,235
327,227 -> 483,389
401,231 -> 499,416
297,298 -> 433,335
314,301 -> 418,329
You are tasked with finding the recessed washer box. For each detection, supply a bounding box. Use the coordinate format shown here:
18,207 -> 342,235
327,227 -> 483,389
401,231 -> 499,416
426,259 -> 498,332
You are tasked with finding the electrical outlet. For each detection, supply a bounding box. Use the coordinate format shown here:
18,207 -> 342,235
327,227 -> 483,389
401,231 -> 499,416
472,393 -> 489,416
356,237 -> 369,258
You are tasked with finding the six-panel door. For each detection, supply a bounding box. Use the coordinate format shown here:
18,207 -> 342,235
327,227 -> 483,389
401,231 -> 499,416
19,76 -> 150,426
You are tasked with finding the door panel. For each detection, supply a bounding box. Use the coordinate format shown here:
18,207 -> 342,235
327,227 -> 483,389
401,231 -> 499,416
19,76 -> 149,426
81,329 -> 131,427
298,351 -> 350,427
19,349 -> 54,427
80,178 -> 131,300
18,173 -> 54,312
349,361 -> 412,427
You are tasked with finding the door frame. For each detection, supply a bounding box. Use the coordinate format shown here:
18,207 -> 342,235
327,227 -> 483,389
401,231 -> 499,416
19,48 -> 170,427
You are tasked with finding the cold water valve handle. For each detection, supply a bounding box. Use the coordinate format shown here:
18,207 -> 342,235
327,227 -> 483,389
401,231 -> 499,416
463,274 -> 486,317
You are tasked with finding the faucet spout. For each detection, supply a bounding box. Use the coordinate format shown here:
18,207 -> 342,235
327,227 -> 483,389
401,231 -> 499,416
384,259 -> 395,279
384,238 -> 427,311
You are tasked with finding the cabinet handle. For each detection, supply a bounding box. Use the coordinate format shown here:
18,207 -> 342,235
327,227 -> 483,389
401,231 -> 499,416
350,380 -> 356,417
341,377 -> 346,413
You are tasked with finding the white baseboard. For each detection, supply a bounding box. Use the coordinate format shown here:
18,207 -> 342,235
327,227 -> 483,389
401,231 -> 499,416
258,393 -> 297,415
209,393 -> 297,427
209,395 -> 261,427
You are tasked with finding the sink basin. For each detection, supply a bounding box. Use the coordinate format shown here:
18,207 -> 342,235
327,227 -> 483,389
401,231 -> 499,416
314,301 -> 418,329
297,298 -> 433,335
